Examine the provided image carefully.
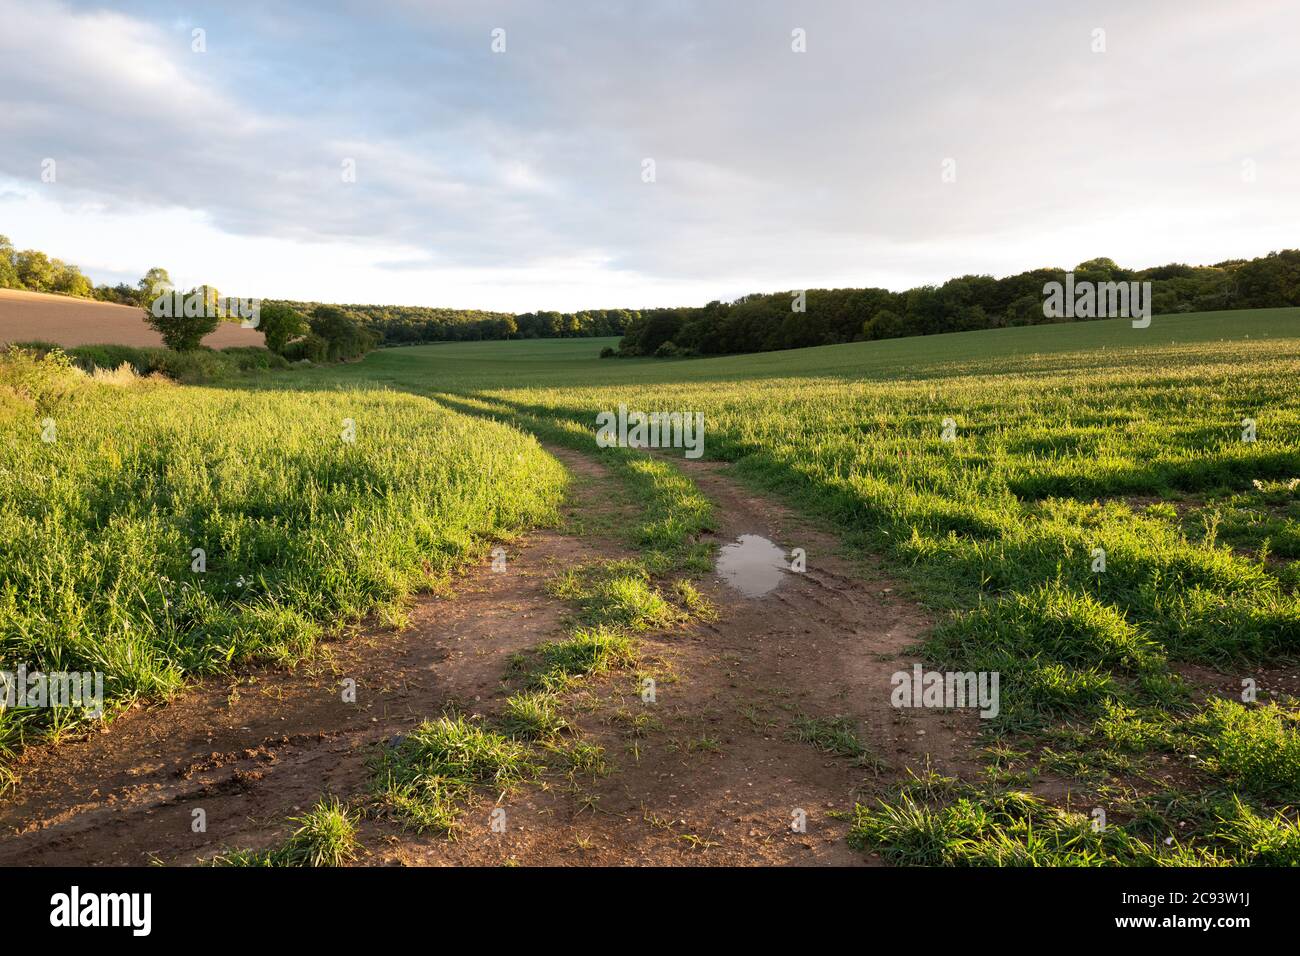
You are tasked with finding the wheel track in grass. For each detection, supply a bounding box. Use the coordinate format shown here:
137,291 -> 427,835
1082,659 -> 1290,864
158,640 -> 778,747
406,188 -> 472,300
0,439 -> 980,865
0,448 -> 618,864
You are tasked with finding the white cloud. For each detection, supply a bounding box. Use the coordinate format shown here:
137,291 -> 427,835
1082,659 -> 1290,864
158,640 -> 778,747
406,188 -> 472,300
1,0 -> 1297,310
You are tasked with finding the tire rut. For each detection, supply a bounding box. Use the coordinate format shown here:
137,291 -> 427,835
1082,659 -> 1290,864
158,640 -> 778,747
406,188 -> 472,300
0,442 -> 981,866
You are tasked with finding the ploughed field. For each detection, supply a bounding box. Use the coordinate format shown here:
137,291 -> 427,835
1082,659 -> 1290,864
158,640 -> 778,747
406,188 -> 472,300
0,287 -> 264,349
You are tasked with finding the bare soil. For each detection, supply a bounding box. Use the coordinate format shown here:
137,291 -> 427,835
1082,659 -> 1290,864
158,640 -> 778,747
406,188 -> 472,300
0,288 -> 264,349
0,446 -> 985,866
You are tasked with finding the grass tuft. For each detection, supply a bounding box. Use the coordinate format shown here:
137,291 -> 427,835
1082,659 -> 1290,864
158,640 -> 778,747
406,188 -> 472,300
370,715 -> 538,834
211,796 -> 359,867
791,714 -> 885,770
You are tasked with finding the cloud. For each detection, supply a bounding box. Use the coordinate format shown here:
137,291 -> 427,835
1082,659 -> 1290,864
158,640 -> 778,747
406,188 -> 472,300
1,0 -> 1298,309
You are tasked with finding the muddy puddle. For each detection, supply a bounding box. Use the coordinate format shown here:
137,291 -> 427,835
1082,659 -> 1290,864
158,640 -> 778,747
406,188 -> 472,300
714,534 -> 790,597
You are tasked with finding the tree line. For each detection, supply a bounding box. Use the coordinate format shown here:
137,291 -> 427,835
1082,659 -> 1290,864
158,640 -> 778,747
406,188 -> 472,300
614,251 -> 1300,357
8,233 -> 1299,359
270,301 -> 639,345
0,234 -> 106,300
142,281 -> 377,362
0,240 -> 377,363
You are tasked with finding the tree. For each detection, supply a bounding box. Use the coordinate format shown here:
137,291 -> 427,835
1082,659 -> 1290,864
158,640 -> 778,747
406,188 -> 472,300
143,287 -> 219,350
50,260 -> 93,297
866,309 -> 905,339
954,303 -> 988,332
284,332 -> 328,363
257,302 -> 309,355
308,305 -> 378,361
1005,294 -> 1042,327
497,315 -> 518,339
0,236 -> 18,288
632,310 -> 684,355
93,283 -> 138,305
137,267 -> 173,300
15,250 -> 56,291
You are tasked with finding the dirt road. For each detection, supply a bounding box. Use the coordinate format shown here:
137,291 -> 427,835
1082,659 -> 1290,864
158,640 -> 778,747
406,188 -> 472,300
0,446 -> 979,865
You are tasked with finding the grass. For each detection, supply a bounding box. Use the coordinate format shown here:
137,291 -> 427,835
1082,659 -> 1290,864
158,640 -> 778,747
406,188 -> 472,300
791,714 -> 884,770
547,562 -> 682,631
370,715 -> 539,834
211,796 -> 359,867
1186,698 -> 1300,800
292,306 -> 1299,866
523,626 -> 640,692
501,691 -> 570,739
847,771 -> 1300,867
433,392 -> 716,572
10,304 -> 1300,865
0,346 -> 566,758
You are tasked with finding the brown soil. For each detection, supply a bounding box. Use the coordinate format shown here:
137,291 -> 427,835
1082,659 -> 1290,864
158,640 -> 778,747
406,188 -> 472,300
0,288 -> 264,349
1173,661 -> 1300,706
0,445 -> 983,866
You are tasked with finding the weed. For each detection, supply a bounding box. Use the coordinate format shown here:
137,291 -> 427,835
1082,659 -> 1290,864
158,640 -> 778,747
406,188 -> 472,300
211,797 -> 359,867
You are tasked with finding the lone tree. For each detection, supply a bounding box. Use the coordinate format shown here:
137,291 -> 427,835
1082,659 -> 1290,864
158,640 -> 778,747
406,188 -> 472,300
142,284 -> 219,351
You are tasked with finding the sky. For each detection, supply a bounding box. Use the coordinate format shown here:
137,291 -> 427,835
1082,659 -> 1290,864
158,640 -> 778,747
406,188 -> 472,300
1,0 -> 1298,312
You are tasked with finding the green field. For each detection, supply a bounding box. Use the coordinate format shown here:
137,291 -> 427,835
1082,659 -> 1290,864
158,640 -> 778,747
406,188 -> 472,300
313,308 -> 1300,864
3,307 -> 1299,863
340,306 -> 1300,388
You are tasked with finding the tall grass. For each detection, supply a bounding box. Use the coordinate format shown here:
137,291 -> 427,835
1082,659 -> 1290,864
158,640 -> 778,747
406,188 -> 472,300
0,348 -> 566,755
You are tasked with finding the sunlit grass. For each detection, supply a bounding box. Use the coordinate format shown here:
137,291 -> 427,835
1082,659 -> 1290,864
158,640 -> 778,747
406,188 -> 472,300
0,347 -> 566,756
211,796 -> 359,867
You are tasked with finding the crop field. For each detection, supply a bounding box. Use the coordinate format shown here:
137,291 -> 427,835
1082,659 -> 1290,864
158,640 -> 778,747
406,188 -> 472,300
12,0 -> 1300,929
0,348 -> 565,765
2,307 -> 1298,867
306,307 -> 1300,864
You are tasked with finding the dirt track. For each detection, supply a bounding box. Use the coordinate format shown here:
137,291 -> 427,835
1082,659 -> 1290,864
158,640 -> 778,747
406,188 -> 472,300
0,446 -> 981,866
0,288 -> 264,349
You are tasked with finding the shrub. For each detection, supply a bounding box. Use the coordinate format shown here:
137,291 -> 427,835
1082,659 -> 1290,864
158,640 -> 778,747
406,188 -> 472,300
142,302 -> 219,351
67,344 -> 152,373
0,345 -> 85,411
283,332 -> 329,363
257,302 -> 308,355
141,348 -> 231,383
308,305 -> 379,362
221,346 -> 291,372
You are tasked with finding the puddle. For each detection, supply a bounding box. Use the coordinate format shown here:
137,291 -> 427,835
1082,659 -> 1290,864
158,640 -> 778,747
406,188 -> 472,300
714,534 -> 789,598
